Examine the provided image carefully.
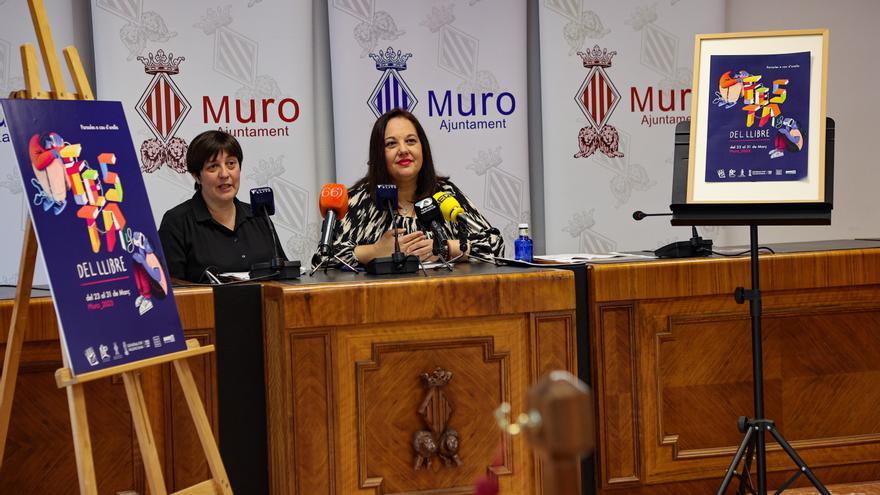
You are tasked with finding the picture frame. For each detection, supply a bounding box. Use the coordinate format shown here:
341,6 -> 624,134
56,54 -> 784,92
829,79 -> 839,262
686,29 -> 829,205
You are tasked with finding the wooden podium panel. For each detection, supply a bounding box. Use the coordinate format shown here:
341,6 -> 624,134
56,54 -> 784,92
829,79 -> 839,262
587,242 -> 880,494
0,287 -> 218,494
261,265 -> 577,495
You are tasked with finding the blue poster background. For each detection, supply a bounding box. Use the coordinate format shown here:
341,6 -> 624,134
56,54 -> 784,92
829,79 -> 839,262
705,52 -> 811,182
1,99 -> 185,375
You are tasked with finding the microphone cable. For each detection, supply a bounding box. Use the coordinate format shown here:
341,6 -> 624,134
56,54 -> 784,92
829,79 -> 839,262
197,265 -> 287,286
199,266 -> 222,285
711,246 -> 776,257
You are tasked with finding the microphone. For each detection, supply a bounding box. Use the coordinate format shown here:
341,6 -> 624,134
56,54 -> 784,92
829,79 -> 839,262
317,183 -> 348,257
632,210 -> 672,221
433,191 -> 500,235
375,183 -> 406,260
432,191 -> 469,253
631,208 -> 711,258
248,187 -> 301,279
251,186 -> 275,215
414,196 -> 449,257
376,183 -> 399,212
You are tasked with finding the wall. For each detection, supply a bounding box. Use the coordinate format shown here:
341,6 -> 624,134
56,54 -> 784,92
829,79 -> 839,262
721,0 -> 879,245
0,0 -> 93,285
0,0 -> 875,287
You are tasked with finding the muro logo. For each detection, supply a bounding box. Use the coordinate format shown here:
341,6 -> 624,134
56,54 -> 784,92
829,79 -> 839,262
427,90 -> 516,133
366,45 -> 517,133
202,96 -> 300,125
629,86 -> 691,128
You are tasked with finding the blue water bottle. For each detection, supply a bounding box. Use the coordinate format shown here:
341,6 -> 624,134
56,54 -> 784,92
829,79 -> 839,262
514,223 -> 533,262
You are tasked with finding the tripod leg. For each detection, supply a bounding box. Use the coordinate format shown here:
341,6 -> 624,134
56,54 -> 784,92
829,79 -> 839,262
766,425 -> 830,495
773,470 -> 803,495
308,256 -> 328,276
736,440 -> 757,495
718,426 -> 755,495
416,260 -> 429,277
438,256 -> 454,271
333,254 -> 359,273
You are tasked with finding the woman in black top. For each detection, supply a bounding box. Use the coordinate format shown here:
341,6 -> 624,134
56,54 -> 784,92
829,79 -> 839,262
332,109 -> 503,266
158,131 -> 285,282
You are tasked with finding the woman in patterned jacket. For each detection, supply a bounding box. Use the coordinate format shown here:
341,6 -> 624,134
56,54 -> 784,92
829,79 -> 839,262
332,108 -> 504,266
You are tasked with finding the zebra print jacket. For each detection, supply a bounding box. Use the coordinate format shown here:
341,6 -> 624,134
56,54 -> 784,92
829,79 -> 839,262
330,179 -> 505,266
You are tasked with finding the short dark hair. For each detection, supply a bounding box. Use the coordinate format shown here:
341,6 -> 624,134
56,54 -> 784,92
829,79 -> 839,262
354,109 -> 446,203
186,130 -> 243,177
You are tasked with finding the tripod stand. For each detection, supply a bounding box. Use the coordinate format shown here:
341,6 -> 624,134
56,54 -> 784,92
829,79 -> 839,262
716,225 -> 829,495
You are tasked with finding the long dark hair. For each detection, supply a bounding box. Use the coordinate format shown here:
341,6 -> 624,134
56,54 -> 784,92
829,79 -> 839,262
353,109 -> 446,203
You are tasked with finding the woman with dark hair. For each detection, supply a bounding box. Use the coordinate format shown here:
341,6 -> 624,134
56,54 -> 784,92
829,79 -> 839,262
158,130 -> 285,282
332,109 -> 503,266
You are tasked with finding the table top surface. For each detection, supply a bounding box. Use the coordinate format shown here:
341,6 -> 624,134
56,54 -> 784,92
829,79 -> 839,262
0,261 -> 565,301
3,239 -> 879,301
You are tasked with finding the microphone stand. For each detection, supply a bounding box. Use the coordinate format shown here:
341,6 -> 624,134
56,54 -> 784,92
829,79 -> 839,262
434,253 -> 454,271
250,207 -> 301,280
429,225 -> 454,272
264,207 -> 281,265
445,218 -> 469,264
308,242 -> 358,276
363,201 -> 420,275
416,258 -> 429,277
395,212 -> 432,277
632,210 -> 712,258
389,200 -> 407,271
456,218 -> 468,253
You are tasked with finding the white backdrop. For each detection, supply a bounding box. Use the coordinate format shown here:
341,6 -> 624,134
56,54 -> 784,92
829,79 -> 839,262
0,1 -> 92,286
91,0 -> 322,264
539,0 -> 724,254
329,0 -> 531,252
3,2 -> 878,285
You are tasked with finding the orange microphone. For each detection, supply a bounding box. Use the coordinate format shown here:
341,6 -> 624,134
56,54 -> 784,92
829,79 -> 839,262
318,183 -> 349,257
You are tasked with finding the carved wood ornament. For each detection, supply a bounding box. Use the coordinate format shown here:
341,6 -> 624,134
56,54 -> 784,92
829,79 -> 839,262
413,367 -> 463,470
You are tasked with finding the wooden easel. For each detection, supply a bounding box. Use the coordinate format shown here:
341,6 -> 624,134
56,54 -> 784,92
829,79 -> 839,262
0,2 -> 232,494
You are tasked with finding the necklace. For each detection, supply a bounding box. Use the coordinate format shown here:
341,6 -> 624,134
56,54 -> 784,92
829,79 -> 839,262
398,200 -> 414,217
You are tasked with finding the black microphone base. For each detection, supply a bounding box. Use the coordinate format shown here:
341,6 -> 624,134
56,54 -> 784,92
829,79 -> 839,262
365,255 -> 420,275
654,239 -> 713,258
249,259 -> 301,280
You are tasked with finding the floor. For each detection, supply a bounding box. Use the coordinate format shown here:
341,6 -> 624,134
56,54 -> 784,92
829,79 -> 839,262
786,482 -> 880,495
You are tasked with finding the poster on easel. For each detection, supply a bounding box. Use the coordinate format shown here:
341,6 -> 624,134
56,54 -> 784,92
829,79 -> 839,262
0,98 -> 186,375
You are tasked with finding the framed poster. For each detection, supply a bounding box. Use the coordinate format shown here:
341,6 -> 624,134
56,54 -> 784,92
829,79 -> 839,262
687,29 -> 828,204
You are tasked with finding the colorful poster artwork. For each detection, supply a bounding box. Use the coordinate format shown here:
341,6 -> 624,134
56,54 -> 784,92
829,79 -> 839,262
0,99 -> 186,375
705,51 -> 811,182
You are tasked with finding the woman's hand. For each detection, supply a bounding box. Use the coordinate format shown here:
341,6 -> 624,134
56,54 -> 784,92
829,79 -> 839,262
354,230 -> 455,264
398,230 -> 428,258
404,235 -> 437,261
354,229 -> 402,263
404,234 -> 465,262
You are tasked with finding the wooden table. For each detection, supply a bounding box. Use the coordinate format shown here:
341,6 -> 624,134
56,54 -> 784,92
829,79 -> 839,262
259,264 -> 577,494
587,240 -> 880,494
1,263 -> 579,494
